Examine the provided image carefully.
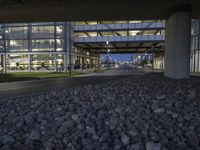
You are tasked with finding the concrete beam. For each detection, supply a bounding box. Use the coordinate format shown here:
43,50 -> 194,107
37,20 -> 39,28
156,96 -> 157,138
0,0 -> 199,22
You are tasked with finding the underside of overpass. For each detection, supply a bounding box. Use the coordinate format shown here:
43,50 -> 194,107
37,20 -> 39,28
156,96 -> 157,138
74,21 -> 165,54
0,0 -> 199,22
0,0 -> 199,79
0,2 -> 200,149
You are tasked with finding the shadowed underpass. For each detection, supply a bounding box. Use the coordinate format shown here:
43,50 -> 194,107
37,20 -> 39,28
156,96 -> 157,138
0,74 -> 135,99
0,0 -> 200,149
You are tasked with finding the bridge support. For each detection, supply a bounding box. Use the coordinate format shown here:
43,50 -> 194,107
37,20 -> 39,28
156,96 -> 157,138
164,8 -> 191,79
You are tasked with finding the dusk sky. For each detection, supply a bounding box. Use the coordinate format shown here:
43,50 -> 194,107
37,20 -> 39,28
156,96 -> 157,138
100,54 -> 133,62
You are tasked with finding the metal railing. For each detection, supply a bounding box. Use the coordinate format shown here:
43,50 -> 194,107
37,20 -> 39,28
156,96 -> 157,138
74,22 -> 165,32
74,35 -> 165,43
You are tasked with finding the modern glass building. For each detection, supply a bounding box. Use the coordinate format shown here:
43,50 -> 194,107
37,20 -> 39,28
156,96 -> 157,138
0,22 -> 100,72
191,20 -> 200,72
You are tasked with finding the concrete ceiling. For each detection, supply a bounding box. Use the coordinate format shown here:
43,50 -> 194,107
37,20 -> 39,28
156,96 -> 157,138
76,41 -> 165,54
0,0 -> 199,23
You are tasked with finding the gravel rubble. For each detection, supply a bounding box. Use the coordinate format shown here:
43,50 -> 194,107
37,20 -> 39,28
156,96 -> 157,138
0,73 -> 200,150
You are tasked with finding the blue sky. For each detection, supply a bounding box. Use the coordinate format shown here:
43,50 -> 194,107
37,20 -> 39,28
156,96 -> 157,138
100,54 -> 133,62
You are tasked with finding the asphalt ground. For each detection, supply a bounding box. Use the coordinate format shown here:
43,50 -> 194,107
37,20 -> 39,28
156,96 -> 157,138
0,75 -> 134,99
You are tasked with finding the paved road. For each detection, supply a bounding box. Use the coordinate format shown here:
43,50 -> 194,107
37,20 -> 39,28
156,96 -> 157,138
0,75 -> 135,99
0,68 -> 149,98
0,67 -> 197,100
84,69 -> 146,76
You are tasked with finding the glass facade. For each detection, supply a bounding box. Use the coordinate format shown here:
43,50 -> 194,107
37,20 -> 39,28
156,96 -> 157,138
1,23 -> 65,52
0,22 -> 100,72
191,20 -> 200,72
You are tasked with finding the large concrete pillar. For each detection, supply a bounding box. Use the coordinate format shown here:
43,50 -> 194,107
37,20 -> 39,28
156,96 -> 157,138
165,8 -> 191,79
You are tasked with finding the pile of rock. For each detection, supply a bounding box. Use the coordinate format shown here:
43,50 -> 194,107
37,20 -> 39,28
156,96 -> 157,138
0,74 -> 200,150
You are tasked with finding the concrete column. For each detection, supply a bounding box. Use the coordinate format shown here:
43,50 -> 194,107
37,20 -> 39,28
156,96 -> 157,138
0,55 -> 3,70
64,54 -> 75,71
54,54 -> 58,72
64,53 -> 69,72
91,58 -> 94,68
54,22 -> 57,52
82,57 -> 85,69
64,22 -> 74,73
3,54 -> 6,73
165,11 -> 191,79
28,23 -> 32,72
80,57 -> 83,70
28,23 -> 32,52
28,54 -> 32,72
71,55 -> 75,70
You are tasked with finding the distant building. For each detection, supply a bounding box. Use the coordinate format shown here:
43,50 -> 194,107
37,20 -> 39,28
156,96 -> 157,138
132,53 -> 154,66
